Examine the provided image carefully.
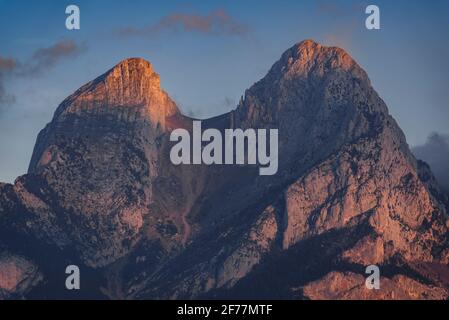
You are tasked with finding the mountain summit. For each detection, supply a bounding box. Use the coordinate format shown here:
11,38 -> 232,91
54,57 -> 179,124
1,40 -> 449,300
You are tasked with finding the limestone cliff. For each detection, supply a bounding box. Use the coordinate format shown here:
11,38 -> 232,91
1,41 -> 448,300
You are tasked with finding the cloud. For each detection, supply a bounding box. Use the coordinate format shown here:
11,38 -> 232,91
119,9 -> 249,37
23,40 -> 87,75
316,1 -> 346,17
224,96 -> 236,110
315,0 -> 367,50
316,0 -> 367,17
412,132 -> 449,192
0,84 -> 16,107
0,57 -> 18,109
0,40 -> 87,111
0,57 -> 17,73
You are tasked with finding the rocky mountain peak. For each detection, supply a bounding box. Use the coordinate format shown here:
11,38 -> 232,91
269,39 -> 369,83
53,57 -> 179,124
235,40 -> 381,172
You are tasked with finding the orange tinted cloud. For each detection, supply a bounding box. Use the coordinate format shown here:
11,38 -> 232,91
119,9 -> 249,37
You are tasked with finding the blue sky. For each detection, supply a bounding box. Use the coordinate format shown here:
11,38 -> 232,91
1,0 -> 449,182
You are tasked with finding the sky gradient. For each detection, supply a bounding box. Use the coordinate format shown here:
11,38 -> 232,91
1,0 -> 449,183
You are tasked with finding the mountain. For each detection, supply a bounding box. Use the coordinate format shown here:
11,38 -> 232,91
1,40 -> 449,300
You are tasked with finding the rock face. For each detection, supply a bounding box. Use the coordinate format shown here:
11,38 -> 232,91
303,271 -> 449,300
0,251 -> 42,299
0,40 -> 448,299
6,58 -> 182,268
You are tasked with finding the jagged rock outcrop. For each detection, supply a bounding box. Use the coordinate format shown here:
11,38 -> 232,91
0,40 -> 448,299
283,130 -> 449,263
0,251 -> 42,299
302,271 -> 449,300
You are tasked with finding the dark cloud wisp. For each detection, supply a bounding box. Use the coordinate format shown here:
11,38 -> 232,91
412,132 -> 449,192
0,40 -> 87,110
0,57 -> 18,108
119,9 -> 249,37
24,40 -> 87,75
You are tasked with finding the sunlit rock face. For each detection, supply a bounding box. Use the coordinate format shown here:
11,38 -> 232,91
0,40 -> 448,299
0,251 -> 42,299
7,58 -> 182,268
50,58 -> 179,126
302,271 -> 449,300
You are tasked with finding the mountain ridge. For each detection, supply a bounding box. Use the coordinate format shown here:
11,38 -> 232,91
1,39 -> 449,300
